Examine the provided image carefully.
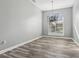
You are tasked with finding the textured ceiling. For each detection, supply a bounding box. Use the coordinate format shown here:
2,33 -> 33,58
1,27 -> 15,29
30,0 -> 75,11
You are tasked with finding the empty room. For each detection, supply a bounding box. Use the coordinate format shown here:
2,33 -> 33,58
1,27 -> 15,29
0,0 -> 79,58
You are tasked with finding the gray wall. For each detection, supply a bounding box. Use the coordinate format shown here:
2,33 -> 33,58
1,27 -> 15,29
73,0 -> 79,43
42,7 -> 72,37
0,0 -> 42,50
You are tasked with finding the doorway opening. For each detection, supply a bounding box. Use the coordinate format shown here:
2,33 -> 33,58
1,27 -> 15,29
48,13 -> 64,36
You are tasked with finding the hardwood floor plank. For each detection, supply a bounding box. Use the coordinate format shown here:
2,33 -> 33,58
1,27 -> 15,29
0,37 -> 79,58
0,54 -> 9,58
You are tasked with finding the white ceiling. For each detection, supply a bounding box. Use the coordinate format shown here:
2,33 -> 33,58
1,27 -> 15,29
30,0 -> 75,11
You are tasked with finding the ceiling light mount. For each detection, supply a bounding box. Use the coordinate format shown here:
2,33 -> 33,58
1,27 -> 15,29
51,0 -> 54,10
32,0 -> 36,3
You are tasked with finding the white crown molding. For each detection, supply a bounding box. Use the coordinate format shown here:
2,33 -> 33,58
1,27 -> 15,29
29,0 -> 42,10
29,0 -> 74,11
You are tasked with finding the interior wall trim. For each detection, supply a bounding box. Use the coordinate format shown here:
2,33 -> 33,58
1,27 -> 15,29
0,36 -> 42,54
42,35 -> 72,39
29,0 -> 41,10
74,24 -> 79,40
72,25 -> 79,46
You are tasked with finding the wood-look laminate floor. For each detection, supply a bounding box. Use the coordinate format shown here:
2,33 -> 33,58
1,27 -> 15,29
0,37 -> 79,58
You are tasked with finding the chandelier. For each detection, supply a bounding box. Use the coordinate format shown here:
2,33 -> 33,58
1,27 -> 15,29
51,0 -> 54,11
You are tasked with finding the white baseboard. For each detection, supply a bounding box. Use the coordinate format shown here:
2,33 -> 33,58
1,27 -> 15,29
42,35 -> 72,39
72,25 -> 79,46
0,36 -> 42,54
0,35 -> 73,55
74,25 -> 79,40
72,38 -> 79,46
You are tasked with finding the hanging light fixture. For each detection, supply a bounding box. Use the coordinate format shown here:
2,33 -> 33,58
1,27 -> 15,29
49,0 -> 54,22
51,0 -> 54,12
32,0 -> 36,3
